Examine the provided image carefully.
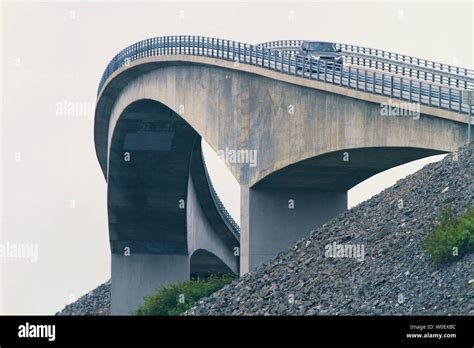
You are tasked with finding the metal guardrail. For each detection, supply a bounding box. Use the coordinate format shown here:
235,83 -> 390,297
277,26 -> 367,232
98,35 -> 473,117
201,149 -> 240,235
258,40 -> 474,90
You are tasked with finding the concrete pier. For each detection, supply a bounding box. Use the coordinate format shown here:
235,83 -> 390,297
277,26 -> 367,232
240,187 -> 347,273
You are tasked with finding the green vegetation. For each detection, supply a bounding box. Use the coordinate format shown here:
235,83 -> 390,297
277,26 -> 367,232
424,207 -> 474,266
133,274 -> 235,315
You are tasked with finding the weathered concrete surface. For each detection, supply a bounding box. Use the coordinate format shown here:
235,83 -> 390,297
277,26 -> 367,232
109,170 -> 238,314
188,141 -> 240,249
111,253 -> 189,315
96,55 -> 469,281
240,187 -> 347,272
97,59 -> 468,189
107,98 -> 238,314
107,99 -> 198,254
187,171 -> 239,274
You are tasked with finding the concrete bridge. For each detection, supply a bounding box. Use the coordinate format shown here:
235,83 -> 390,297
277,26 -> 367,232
94,36 -> 473,314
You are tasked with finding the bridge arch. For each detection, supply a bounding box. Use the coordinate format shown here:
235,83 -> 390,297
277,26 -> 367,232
97,60 -> 467,188
96,38 -> 470,311
108,98 -> 238,314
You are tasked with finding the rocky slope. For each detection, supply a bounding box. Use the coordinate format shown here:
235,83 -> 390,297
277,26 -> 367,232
58,143 -> 473,316
56,280 -> 110,315
185,143 -> 474,315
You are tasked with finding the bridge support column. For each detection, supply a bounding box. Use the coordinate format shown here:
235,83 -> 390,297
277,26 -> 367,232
111,253 -> 189,315
187,172 -> 239,274
240,186 -> 347,274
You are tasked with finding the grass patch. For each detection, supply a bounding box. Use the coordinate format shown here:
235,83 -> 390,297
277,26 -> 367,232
424,207 -> 474,266
133,274 -> 235,315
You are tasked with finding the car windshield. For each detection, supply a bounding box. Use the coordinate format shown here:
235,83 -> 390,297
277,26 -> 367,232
308,42 -> 335,52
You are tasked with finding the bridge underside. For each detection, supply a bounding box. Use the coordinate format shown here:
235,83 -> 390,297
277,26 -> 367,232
240,146 -> 446,272
108,99 -> 238,314
108,99 -> 197,254
255,147 -> 445,190
97,59 -> 468,313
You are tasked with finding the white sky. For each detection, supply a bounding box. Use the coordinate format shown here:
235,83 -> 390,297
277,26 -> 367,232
1,0 -> 472,314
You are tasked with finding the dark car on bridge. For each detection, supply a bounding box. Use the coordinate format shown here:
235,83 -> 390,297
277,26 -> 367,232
298,41 -> 343,71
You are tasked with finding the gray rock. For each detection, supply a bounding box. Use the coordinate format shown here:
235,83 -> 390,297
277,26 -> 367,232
184,142 -> 474,316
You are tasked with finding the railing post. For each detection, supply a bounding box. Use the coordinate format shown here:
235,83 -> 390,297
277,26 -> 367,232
400,77 -> 403,100
440,64 -> 444,84
419,81 -> 422,105
232,40 -> 236,61
316,60 -> 320,81
355,68 -> 359,90
364,70 -> 367,92
448,88 -> 452,111
238,42 -> 241,63
459,90 -> 462,113
372,71 -> 376,93
348,66 -> 351,88
282,52 -> 285,73
381,74 -> 385,95
439,85 -> 442,108
429,84 -> 432,106
390,75 -> 394,98
409,79 -> 413,102
339,64 -> 343,86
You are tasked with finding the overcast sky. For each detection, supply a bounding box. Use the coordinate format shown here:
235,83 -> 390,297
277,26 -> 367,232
1,0 -> 472,314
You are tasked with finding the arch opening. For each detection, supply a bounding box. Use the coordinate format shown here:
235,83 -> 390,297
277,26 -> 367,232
253,146 -> 446,191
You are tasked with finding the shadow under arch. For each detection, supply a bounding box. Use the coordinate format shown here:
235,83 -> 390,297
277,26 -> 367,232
189,249 -> 235,279
253,146 -> 446,190
107,98 -> 199,254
